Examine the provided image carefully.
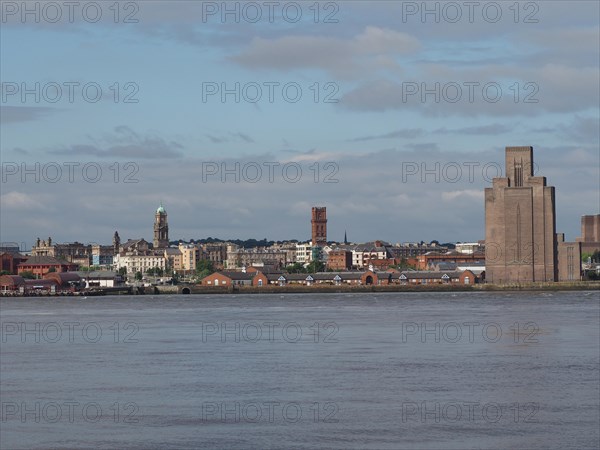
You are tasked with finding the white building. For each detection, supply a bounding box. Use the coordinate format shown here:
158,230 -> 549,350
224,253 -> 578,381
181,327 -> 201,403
295,242 -> 312,264
351,242 -> 390,269
455,242 -> 484,254
455,263 -> 486,276
75,271 -> 123,288
114,252 -> 166,274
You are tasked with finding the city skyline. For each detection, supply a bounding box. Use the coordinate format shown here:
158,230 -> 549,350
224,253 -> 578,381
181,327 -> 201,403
1,1 -> 599,247
7,201 -> 476,252
1,4 -> 598,450
1,155 -> 597,251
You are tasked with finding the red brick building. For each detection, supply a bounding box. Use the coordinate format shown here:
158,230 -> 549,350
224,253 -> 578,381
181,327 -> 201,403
0,273 -> 81,294
43,272 -> 82,290
416,251 -> 485,270
202,269 -> 394,287
398,270 -> 477,285
364,258 -> 398,270
253,270 -> 391,286
201,271 -> 254,286
0,275 -> 25,292
1,252 -> 28,275
17,256 -> 78,278
327,250 -> 352,270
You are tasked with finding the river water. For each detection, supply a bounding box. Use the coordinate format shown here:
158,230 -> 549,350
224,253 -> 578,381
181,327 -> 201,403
1,291 -> 598,449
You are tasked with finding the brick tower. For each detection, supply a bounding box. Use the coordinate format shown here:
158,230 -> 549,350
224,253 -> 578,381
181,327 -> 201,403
311,207 -> 327,247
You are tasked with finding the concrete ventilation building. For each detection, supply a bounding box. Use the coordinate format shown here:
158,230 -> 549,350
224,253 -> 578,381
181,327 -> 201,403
153,203 -> 169,249
576,214 -> 600,254
581,214 -> 600,241
556,233 -> 581,281
311,207 -> 327,247
485,146 -> 558,283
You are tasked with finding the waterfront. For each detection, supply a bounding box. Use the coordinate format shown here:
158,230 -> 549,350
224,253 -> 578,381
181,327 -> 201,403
1,292 -> 599,449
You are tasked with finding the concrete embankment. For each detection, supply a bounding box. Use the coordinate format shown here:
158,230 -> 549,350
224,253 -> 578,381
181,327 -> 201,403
153,281 -> 599,295
473,281 -> 600,291
6,282 -> 594,297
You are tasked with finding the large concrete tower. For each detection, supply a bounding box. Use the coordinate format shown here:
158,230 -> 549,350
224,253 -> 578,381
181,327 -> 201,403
485,147 -> 557,283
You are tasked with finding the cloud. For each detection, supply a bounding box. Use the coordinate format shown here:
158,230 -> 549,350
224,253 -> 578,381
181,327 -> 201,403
204,132 -> 255,144
339,64 -> 600,116
348,124 -> 512,143
354,26 -> 420,54
230,26 -> 420,77
0,191 -> 47,210
523,27 -> 600,68
230,132 -> 255,143
404,143 -> 439,152
206,134 -> 227,143
434,124 -> 513,135
0,106 -> 58,124
349,128 -> 424,142
442,190 -> 485,201
535,64 -> 600,113
47,127 -> 184,159
556,116 -> 600,143
13,147 -> 30,155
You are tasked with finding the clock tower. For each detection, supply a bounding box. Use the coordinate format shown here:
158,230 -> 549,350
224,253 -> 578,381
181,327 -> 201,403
153,203 -> 169,248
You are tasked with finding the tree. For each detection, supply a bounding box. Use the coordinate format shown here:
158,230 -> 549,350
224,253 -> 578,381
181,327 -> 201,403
583,251 -> 600,263
146,267 -> 163,276
135,271 -> 143,281
584,266 -> 600,280
118,267 -> 127,276
20,271 -> 36,279
306,260 -> 325,273
285,262 -> 306,274
47,267 -> 56,273
394,258 -> 416,270
195,260 -> 215,280
0,270 -> 12,276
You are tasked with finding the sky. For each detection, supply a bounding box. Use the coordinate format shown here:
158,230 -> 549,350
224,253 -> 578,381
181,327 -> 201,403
1,0 -> 599,250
